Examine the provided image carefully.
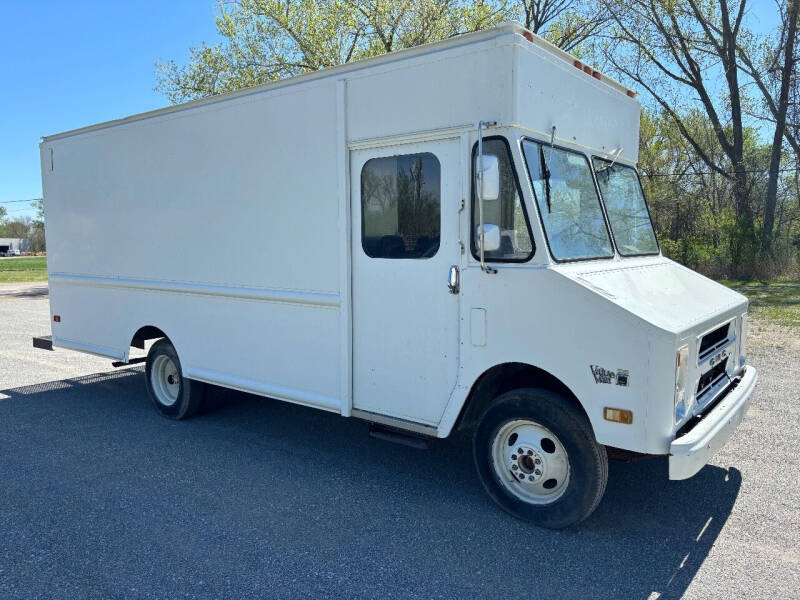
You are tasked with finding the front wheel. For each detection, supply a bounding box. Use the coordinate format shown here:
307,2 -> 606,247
473,388 -> 608,529
145,338 -> 204,420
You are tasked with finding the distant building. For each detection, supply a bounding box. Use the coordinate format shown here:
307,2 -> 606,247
0,238 -> 30,255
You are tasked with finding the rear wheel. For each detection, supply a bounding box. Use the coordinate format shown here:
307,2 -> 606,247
473,388 -> 608,529
145,338 -> 204,420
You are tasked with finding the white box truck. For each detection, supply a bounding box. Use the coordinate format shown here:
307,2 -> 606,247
36,23 -> 757,528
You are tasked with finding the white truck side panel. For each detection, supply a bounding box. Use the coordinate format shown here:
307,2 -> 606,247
49,283 -> 342,410
439,261 -> 666,450
43,79 -> 345,412
346,44 -> 514,141
45,80 -> 340,291
513,43 -> 640,163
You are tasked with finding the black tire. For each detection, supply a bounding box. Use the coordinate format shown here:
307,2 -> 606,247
145,338 -> 204,420
473,388 -> 608,529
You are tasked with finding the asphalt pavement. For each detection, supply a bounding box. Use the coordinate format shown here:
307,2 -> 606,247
0,284 -> 798,599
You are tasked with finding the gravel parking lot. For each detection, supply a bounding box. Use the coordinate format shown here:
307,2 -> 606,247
1,284 -> 798,599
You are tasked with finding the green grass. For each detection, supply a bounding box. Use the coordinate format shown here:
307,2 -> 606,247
0,256 -> 47,283
722,279 -> 800,327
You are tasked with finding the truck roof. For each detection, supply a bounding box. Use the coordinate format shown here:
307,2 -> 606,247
42,22 -> 635,143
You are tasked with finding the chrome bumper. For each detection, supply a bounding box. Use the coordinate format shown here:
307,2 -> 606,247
669,366 -> 758,480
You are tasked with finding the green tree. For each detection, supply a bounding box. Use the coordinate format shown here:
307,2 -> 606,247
30,198 -> 46,253
0,217 -> 32,239
737,0 -> 799,252
639,105 -> 798,278
602,0 -> 800,276
155,0 -> 506,103
154,0 -> 614,103
513,0 -> 609,52
601,0 -> 761,275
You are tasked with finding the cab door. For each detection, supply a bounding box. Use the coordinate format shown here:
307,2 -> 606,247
350,139 -> 461,425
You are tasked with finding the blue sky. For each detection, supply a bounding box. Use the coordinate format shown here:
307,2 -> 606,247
1,0 -> 221,219
0,1 -> 782,221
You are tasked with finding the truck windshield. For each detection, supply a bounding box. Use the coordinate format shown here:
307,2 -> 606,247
592,157 -> 659,256
521,140 -> 613,261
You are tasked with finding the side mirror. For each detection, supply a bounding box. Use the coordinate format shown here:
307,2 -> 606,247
476,154 -> 500,201
477,223 -> 501,253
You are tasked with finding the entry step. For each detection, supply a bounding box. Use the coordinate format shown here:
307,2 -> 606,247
368,423 -> 431,450
32,335 -> 53,351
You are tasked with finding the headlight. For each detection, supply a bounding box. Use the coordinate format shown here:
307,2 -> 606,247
674,346 -> 689,423
739,313 -> 749,368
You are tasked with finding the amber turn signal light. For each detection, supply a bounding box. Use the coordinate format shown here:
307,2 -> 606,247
604,407 -> 633,424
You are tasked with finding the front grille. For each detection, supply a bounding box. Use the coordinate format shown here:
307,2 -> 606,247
696,358 -> 728,397
699,323 -> 730,359
676,373 -> 741,438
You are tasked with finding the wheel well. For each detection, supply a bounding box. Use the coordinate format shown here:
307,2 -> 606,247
130,325 -> 167,349
455,363 -> 587,431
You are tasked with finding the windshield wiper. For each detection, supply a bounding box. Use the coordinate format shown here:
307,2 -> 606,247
540,148 -> 552,213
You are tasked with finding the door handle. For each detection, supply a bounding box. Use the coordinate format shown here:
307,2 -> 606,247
447,265 -> 459,294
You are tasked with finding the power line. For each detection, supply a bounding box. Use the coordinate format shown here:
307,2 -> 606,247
0,198 -> 40,204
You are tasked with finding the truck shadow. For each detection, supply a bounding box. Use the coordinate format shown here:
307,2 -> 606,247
0,369 -> 741,600
0,283 -> 48,299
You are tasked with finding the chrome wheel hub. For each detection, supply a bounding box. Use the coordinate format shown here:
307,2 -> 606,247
491,419 -> 570,504
509,445 -> 544,482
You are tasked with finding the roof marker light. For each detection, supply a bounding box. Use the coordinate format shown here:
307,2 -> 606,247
583,65 -> 592,74
53,315 -> 61,323
626,90 -> 637,98
523,31 -> 534,42
592,70 -> 601,80
573,60 -> 582,69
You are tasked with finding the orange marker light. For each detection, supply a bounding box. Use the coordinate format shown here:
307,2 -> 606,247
574,60 -> 582,69
592,70 -> 601,80
53,315 -> 61,323
604,407 -> 633,425
523,31 -> 534,42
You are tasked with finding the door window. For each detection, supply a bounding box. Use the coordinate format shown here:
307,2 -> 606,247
361,153 -> 441,259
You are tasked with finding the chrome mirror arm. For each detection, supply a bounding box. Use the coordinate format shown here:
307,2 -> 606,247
477,120 -> 497,275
